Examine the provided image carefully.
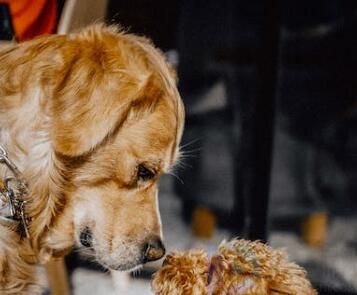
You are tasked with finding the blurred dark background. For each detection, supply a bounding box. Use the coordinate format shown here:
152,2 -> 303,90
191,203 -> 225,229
108,0 -> 357,222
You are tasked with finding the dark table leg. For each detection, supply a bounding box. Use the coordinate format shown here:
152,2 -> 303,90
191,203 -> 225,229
233,0 -> 281,242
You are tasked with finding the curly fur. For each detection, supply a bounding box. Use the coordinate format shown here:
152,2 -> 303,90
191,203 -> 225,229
152,250 -> 209,295
152,239 -> 317,295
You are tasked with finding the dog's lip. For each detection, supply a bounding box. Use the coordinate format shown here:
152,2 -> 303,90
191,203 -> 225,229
105,262 -> 144,272
109,263 -> 144,272
94,254 -> 145,271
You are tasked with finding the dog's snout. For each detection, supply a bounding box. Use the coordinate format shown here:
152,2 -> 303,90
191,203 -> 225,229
80,227 -> 93,248
143,238 -> 165,263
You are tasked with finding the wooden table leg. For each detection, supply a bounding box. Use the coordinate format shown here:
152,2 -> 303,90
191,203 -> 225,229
46,257 -> 70,295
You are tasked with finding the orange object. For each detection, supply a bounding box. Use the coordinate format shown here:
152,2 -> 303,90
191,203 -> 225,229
302,211 -> 328,248
192,207 -> 216,239
2,0 -> 57,41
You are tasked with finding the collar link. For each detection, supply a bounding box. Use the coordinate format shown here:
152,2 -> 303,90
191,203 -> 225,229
0,145 -> 30,238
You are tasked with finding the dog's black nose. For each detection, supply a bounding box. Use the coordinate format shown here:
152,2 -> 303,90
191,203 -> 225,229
80,227 -> 93,248
143,238 -> 165,263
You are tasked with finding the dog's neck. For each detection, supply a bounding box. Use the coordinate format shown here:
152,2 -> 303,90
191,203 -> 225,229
0,88 -> 64,250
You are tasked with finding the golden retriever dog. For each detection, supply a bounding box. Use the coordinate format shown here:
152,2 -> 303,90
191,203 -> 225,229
0,24 -> 184,294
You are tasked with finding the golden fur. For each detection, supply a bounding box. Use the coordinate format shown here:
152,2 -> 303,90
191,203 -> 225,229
0,24 -> 184,294
152,239 -> 317,295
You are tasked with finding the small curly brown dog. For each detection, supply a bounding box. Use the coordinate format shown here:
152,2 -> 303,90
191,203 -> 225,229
152,239 -> 317,295
0,24 -> 184,293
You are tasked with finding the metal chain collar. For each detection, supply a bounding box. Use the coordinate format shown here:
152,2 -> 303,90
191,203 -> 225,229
0,145 -> 30,238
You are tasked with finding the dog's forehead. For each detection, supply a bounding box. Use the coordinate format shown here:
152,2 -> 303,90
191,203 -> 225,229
108,99 -> 180,169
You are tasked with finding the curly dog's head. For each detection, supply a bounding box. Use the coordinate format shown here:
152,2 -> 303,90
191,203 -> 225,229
152,239 -> 317,295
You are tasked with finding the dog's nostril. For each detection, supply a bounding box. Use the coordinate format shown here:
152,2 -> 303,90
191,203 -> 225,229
80,227 -> 93,248
143,238 -> 165,263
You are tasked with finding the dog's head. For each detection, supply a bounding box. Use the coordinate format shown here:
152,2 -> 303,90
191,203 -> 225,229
2,25 -> 184,271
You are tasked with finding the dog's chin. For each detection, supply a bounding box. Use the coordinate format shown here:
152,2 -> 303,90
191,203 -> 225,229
110,263 -> 144,272
97,257 -> 144,272
79,249 -> 144,272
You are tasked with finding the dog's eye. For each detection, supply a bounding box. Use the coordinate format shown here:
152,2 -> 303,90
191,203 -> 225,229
137,164 -> 155,181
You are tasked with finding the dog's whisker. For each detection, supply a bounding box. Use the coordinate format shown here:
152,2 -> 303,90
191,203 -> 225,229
179,138 -> 202,150
180,147 -> 202,155
178,154 -> 200,160
167,171 -> 184,184
131,267 -> 143,278
173,163 -> 189,171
